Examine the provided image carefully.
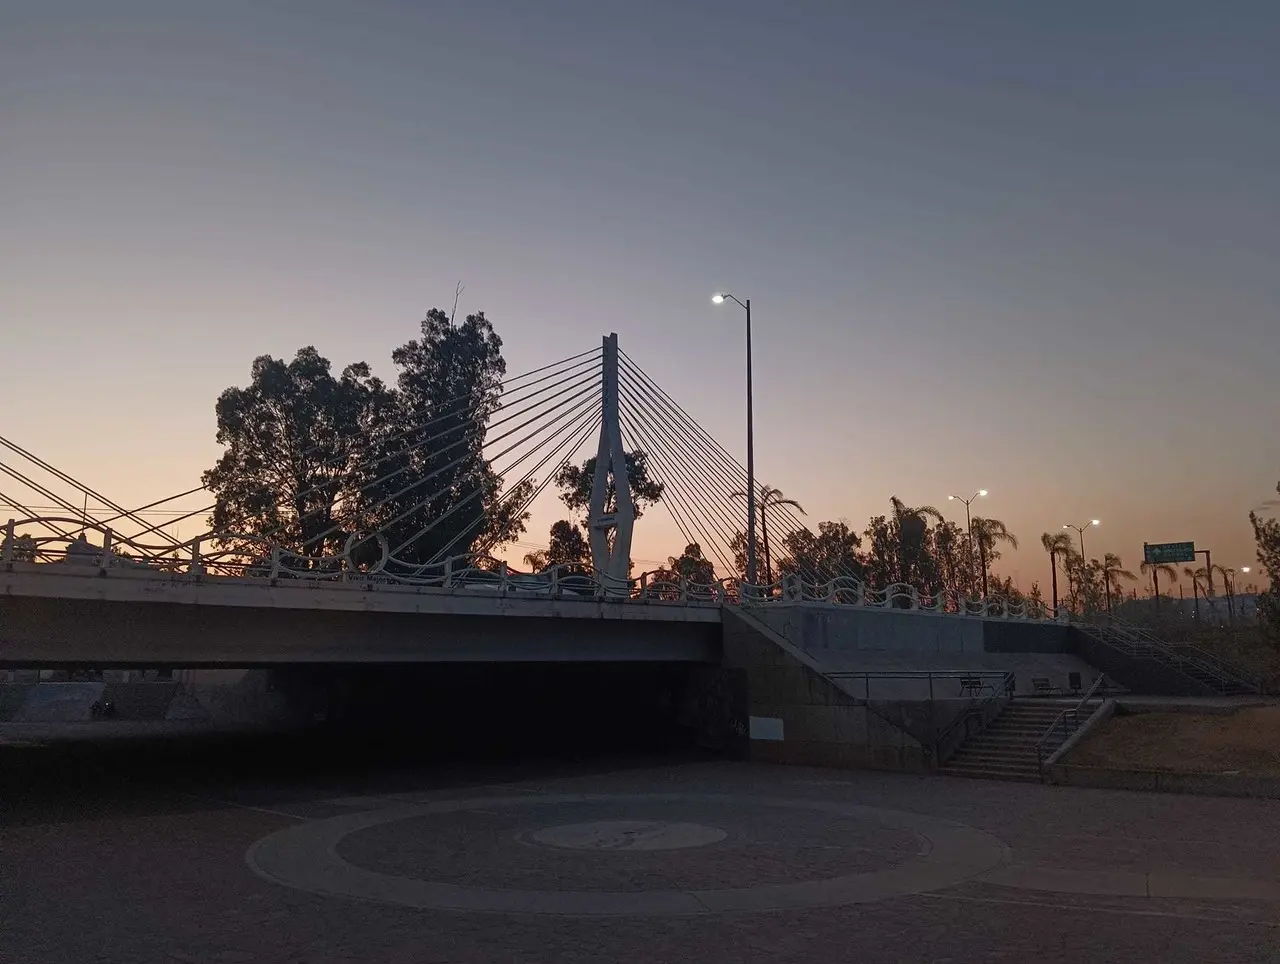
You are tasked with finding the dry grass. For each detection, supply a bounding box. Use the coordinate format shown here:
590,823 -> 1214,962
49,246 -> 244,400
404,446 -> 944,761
1070,706 -> 1280,775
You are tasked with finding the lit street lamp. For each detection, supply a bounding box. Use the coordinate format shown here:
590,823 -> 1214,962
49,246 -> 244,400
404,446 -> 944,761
948,489 -> 986,594
713,292 -> 756,590
1063,519 -> 1100,560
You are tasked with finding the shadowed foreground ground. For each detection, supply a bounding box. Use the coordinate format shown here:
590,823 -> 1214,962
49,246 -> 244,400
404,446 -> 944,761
3,723 -> 1280,963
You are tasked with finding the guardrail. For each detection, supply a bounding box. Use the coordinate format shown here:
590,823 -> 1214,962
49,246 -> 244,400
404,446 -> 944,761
2,515 -> 1062,619
824,670 -> 1017,702
1035,675 -> 1107,780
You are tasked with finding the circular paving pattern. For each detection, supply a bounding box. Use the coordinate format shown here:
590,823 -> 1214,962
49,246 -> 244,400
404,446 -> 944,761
525,819 -> 728,852
247,793 -> 1008,916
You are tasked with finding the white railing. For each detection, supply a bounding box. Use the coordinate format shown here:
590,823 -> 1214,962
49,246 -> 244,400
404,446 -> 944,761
1,515 -> 1060,619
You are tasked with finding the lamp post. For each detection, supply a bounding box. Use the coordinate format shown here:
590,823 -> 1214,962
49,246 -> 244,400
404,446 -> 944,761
713,292 -> 756,591
1063,520 -> 1100,609
1063,520 -> 1100,561
1240,566 -> 1253,623
948,489 -> 986,594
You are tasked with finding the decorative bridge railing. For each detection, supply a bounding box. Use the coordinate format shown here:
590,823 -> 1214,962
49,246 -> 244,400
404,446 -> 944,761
3,516 -> 1059,620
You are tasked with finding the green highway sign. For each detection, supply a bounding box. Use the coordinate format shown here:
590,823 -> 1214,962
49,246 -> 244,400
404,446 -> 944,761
1144,541 -> 1195,564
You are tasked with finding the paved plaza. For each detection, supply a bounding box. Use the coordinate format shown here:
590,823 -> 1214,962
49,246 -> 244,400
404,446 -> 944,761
3,733 -> 1280,962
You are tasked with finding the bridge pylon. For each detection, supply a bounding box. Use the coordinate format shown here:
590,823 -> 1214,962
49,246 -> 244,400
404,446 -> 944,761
588,333 -> 633,591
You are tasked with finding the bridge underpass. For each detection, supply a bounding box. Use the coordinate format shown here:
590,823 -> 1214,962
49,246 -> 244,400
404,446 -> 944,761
0,556 -> 1109,772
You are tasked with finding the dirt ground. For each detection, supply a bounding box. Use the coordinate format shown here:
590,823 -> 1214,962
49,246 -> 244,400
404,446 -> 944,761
1070,706 -> 1280,774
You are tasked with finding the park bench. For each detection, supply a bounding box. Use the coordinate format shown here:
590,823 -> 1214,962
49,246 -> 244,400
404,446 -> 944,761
959,676 -> 990,697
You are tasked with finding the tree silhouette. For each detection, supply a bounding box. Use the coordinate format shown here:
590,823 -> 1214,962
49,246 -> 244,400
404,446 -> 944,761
203,347 -> 392,561
1100,552 -> 1136,613
891,497 -> 944,588
971,517 -> 1018,599
666,542 -> 716,587
1140,559 -> 1177,613
1249,484 -> 1278,643
1041,532 -> 1073,612
775,520 -> 863,590
376,308 -> 532,566
732,484 -> 805,588
1183,565 -> 1211,621
554,450 -> 664,522
523,520 -> 590,572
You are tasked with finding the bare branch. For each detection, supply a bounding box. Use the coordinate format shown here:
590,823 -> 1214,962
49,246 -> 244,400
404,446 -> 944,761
450,280 -> 465,325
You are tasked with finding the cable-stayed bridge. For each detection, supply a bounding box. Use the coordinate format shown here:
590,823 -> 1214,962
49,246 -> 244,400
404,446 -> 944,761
0,334 -> 1050,669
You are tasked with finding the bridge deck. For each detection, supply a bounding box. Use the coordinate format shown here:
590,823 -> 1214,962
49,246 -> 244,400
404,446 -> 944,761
0,566 -> 723,667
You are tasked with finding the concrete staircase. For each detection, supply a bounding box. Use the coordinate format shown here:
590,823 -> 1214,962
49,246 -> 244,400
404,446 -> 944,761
939,700 -> 1068,782
1075,618 -> 1261,697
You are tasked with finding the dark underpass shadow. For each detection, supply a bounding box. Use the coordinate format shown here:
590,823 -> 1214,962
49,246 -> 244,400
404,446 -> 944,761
0,661 -> 730,828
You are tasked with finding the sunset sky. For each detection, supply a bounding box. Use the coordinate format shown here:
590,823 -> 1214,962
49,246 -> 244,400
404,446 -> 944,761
2,1 -> 1277,590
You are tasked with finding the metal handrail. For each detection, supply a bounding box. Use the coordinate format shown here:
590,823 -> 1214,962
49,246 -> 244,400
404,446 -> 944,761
1034,674 -> 1107,779
1090,614 -> 1261,693
825,670 -> 1015,702
931,671 -> 1016,766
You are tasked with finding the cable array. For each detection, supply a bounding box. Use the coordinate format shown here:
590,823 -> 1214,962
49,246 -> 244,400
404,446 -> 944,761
0,435 -> 187,549
168,348 -> 605,549
1,349 -> 603,568
5,339 -> 857,589
618,350 -> 857,586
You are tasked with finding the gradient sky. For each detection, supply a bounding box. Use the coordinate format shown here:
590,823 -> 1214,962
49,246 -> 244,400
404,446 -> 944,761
2,1 -> 1277,588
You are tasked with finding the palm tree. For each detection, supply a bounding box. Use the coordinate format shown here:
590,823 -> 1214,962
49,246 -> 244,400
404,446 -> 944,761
890,496 -> 943,588
1183,565 -> 1209,621
1099,552 -> 1136,613
522,548 -> 548,571
1041,532 -> 1073,611
1213,564 -> 1239,626
970,517 -> 1018,599
1139,560 -> 1176,613
731,484 -> 805,587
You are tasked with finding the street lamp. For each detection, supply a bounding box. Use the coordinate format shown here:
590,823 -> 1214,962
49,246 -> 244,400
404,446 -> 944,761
948,490 -> 987,594
713,292 -> 756,590
1063,519 -> 1100,560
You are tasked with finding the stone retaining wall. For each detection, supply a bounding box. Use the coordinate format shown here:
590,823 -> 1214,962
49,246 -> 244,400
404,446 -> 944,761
721,608 -> 928,772
1050,763 -> 1280,799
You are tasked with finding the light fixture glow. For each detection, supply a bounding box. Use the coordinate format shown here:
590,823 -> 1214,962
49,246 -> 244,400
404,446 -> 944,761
979,489 -> 988,497
711,293 -> 726,304
1242,566 -> 1251,573
1091,519 -> 1101,526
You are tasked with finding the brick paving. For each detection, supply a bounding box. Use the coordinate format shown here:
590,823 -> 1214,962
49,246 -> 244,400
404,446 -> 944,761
3,737 -> 1280,962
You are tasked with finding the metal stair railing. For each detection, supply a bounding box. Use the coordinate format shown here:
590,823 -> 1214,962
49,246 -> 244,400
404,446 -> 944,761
1077,616 -> 1260,695
931,672 -> 1016,767
1105,616 -> 1261,693
818,669 -> 1016,768
1035,674 -> 1107,781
